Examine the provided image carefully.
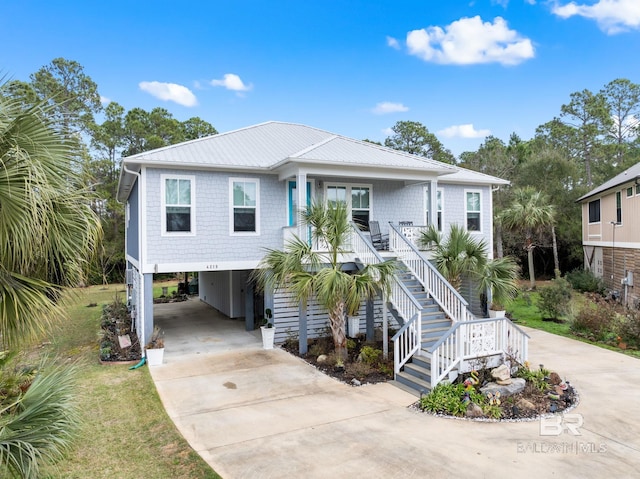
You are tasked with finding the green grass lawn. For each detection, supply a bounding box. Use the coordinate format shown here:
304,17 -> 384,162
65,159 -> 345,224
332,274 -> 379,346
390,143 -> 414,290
508,289 -> 640,359
39,284 -> 220,479
153,280 -> 180,298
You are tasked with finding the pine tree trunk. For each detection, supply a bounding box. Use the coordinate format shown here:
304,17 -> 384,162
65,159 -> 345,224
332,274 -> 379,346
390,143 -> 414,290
552,225 -> 560,277
496,224 -> 504,259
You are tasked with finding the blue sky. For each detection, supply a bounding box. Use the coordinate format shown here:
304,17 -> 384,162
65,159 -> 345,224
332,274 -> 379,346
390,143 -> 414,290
2,0 -> 640,156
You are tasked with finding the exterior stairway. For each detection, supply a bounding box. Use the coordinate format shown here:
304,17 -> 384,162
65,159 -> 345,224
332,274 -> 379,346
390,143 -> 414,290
389,267 -> 452,397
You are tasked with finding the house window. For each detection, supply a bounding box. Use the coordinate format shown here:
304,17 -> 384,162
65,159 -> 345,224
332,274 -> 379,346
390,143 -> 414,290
616,191 -> 622,224
230,178 -> 259,234
351,187 -> 370,229
636,184 -> 640,196
588,199 -> 600,223
425,188 -> 443,231
162,175 -> 195,234
465,191 -> 481,232
325,184 -> 372,230
627,187 -> 634,197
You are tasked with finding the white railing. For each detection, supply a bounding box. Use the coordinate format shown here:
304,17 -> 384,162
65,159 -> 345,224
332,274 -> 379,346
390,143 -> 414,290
389,223 -> 475,323
351,224 -> 423,374
428,317 -> 530,388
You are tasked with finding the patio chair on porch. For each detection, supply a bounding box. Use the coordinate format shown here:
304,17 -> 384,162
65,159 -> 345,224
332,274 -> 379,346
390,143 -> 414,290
368,220 -> 389,250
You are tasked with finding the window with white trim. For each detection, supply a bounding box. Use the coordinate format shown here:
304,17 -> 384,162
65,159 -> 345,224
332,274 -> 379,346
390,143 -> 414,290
230,178 -> 260,234
161,175 -> 195,234
588,199 -> 600,223
424,188 -> 443,231
325,183 -> 372,230
616,191 -> 622,224
465,191 -> 481,232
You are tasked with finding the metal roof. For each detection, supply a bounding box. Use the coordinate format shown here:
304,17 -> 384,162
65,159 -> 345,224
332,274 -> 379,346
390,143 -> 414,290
117,121 -> 508,201
576,161 -> 640,202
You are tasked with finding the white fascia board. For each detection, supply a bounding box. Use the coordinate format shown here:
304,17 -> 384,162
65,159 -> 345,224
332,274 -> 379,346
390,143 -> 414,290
143,260 -> 261,274
276,162 -> 440,182
583,240 -> 640,249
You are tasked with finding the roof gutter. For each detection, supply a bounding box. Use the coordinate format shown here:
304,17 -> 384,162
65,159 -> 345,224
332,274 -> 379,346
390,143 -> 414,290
117,164 -> 141,204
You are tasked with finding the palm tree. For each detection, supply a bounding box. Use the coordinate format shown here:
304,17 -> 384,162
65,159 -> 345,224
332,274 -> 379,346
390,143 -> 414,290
419,224 -> 488,291
253,201 -> 395,360
500,187 -> 555,289
419,224 -> 519,312
0,84 -> 101,477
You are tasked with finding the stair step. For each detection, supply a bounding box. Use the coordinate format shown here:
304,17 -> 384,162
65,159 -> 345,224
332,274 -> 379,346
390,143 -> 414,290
396,371 -> 432,396
412,354 -> 431,370
422,326 -> 450,339
390,379 -> 428,397
422,318 -> 451,330
403,362 -> 432,383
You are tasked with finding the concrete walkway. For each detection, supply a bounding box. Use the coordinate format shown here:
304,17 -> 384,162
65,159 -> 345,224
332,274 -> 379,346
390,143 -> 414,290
150,299 -> 640,479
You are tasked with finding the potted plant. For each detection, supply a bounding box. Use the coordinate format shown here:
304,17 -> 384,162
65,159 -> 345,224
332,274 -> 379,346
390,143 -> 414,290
261,308 -> 276,350
476,257 -> 519,319
145,325 -> 165,366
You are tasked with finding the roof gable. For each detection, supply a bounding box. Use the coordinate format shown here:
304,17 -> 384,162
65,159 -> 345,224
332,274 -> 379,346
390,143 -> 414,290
577,161 -> 640,202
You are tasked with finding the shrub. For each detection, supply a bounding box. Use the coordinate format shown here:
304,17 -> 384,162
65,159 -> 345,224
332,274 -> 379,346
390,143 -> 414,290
617,308 -> 640,348
565,268 -> 605,294
420,382 -> 486,417
571,294 -> 618,341
537,277 -> 573,319
358,345 -> 382,365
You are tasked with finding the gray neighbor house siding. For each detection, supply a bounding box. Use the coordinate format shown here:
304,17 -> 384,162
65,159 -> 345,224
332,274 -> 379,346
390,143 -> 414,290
118,121 -> 507,350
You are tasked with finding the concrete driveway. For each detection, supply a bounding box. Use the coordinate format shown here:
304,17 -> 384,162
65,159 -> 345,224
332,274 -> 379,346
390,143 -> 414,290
150,299 -> 640,479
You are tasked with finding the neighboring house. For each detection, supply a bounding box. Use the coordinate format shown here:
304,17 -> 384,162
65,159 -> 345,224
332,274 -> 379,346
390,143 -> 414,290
117,121 -> 527,394
577,162 -> 640,307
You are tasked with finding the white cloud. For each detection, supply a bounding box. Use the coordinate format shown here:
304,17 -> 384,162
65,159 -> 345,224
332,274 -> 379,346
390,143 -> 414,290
406,16 -> 534,65
525,0 -> 536,4
371,102 -> 409,115
382,127 -> 395,137
138,81 -> 198,107
437,123 -> 491,139
210,73 -> 252,92
386,36 -> 400,49
100,95 -> 111,104
552,0 -> 640,34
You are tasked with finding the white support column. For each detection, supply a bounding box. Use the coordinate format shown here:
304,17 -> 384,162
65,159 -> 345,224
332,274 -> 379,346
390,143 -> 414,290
382,302 -> 389,359
296,171 -> 308,242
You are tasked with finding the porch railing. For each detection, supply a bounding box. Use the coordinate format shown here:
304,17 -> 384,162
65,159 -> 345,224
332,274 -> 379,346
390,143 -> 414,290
428,317 -> 530,388
350,224 -> 423,374
389,223 -> 475,323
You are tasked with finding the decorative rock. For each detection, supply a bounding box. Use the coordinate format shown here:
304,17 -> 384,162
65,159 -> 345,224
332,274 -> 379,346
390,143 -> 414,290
316,354 -> 328,364
491,364 -> 511,382
549,372 -> 562,385
465,402 -> 484,418
480,378 -> 526,397
516,398 -> 536,411
351,378 -> 362,386
496,378 -> 513,385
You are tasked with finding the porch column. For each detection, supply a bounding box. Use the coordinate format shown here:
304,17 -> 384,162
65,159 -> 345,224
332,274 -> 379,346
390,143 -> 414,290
429,180 -> 438,228
298,301 -> 308,355
245,279 -> 254,332
296,171 -> 308,242
142,273 -> 154,352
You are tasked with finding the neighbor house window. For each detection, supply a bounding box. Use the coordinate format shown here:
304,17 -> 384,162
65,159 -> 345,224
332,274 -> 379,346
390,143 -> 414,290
627,187 -> 634,198
162,175 -> 195,234
230,178 -> 260,234
465,191 -> 481,232
588,199 -> 600,223
636,184 -> 640,195
616,191 -> 622,224
325,183 -> 372,230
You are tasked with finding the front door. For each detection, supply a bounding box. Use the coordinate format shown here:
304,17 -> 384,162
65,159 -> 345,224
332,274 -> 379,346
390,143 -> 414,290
288,180 -> 312,226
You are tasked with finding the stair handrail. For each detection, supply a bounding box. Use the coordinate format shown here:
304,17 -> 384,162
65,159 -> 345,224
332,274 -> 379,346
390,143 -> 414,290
389,223 -> 475,323
350,223 -> 423,375
427,317 -> 530,388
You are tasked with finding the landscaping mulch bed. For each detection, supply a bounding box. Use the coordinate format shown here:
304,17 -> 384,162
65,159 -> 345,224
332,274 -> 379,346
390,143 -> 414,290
98,300 -> 142,362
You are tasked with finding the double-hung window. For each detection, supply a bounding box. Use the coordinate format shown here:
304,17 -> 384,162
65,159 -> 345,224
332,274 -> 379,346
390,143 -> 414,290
162,175 -> 195,235
230,178 -> 260,234
326,184 -> 372,230
465,191 -> 481,232
588,199 -> 600,223
616,191 -> 622,224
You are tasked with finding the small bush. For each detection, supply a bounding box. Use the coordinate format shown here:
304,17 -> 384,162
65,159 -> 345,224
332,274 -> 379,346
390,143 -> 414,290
420,382 -> 486,417
617,308 -> 640,348
571,294 -> 618,341
565,268 -> 605,294
537,277 -> 573,319
358,345 -> 382,365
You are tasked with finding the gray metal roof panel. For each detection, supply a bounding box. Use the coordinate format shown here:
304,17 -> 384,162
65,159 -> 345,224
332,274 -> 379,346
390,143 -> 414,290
577,161 -> 640,202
